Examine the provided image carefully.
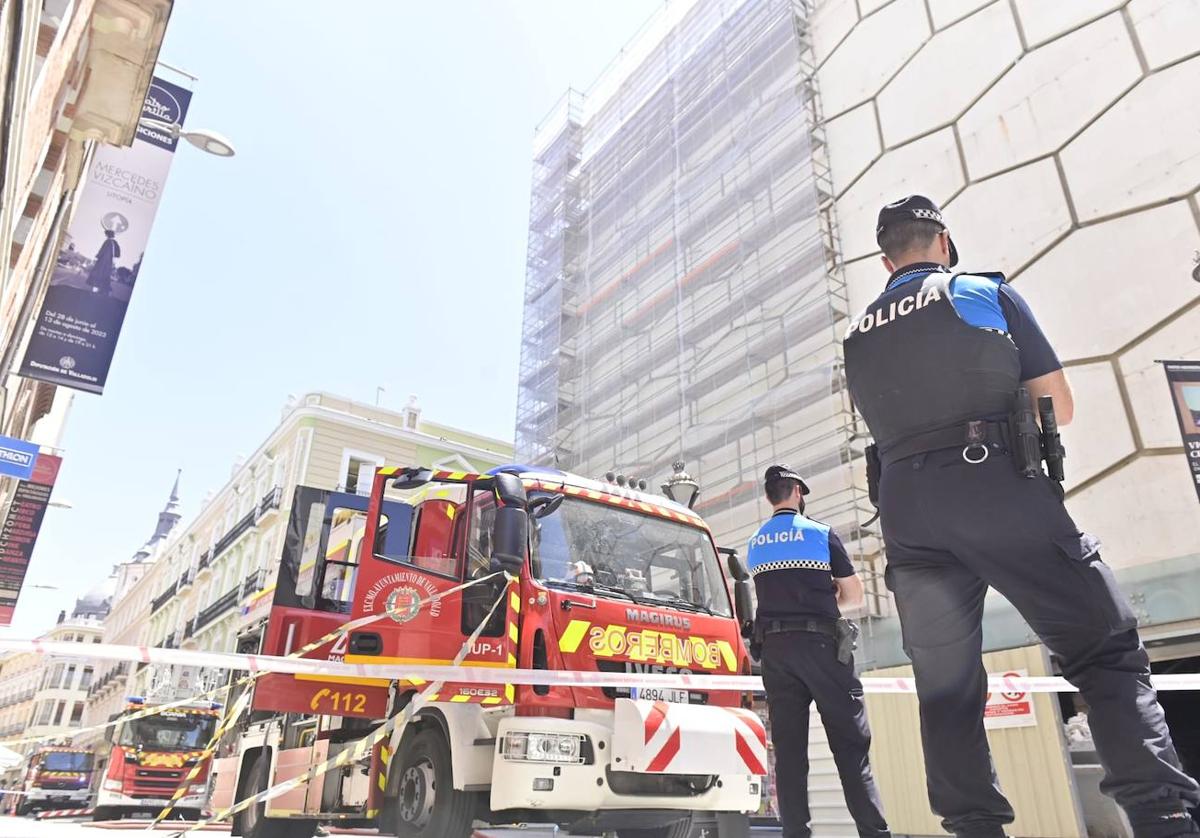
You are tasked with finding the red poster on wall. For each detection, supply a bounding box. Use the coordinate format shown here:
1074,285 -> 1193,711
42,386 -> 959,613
0,453 -> 62,625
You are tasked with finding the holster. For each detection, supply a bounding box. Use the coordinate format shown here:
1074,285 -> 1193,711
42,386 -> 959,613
865,444 -> 881,508
749,620 -> 762,661
835,618 -> 860,666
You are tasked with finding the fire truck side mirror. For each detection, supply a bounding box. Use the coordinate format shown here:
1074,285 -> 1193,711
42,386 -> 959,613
491,506 -> 528,574
720,547 -> 749,582
733,580 -> 754,639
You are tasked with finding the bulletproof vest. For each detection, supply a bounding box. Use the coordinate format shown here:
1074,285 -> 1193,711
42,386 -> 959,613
843,273 -> 1021,450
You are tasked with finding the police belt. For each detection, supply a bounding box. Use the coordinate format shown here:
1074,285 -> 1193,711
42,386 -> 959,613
879,420 -> 1008,466
759,617 -> 838,638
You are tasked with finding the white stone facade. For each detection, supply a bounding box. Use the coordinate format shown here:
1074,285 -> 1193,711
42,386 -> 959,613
813,0 -> 1200,575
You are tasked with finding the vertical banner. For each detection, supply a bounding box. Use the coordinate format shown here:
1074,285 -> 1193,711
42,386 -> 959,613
18,76 -> 192,393
1163,360 -> 1200,503
0,454 -> 62,625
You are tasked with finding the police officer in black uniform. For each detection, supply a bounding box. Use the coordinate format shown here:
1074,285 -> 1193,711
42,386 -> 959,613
747,465 -> 890,838
842,195 -> 1200,838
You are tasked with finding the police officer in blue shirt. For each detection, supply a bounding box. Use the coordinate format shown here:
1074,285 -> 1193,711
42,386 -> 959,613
747,464 -> 890,838
842,195 -> 1200,838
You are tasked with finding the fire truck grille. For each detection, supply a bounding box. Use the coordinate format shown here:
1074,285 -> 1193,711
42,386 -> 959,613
129,769 -> 184,794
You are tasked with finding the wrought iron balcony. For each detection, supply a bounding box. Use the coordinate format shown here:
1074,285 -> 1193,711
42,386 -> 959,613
184,618 -> 196,639
240,568 -> 269,599
150,584 -> 176,614
160,633 -> 177,650
198,550 -> 211,570
194,585 -> 240,632
256,487 -> 283,519
213,510 -> 255,559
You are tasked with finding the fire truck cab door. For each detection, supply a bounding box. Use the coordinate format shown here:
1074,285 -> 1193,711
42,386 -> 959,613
347,482 -> 517,686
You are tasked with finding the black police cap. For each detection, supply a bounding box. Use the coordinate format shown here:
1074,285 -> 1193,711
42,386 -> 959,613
876,194 -> 959,267
764,464 -> 810,495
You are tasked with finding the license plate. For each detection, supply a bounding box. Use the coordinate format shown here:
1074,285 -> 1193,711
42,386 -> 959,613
631,687 -> 689,703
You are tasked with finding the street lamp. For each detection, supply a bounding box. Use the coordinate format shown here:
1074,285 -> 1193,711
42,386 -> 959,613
661,460 -> 699,509
139,117 -> 236,157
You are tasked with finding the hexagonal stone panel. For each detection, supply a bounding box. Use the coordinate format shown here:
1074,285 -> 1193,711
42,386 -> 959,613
834,128 -> 965,260
1120,304 -> 1200,449
1059,362 -> 1137,489
1067,454 -> 1200,569
1013,201 -> 1200,363
877,2 -> 1022,147
1128,0 -> 1200,70
1060,59 -> 1200,221
928,0 -> 994,30
825,102 -> 881,196
812,0 -> 860,66
859,0 -> 898,15
1012,0 -> 1126,47
942,158 -> 1072,275
844,254 -> 887,315
817,0 -> 930,118
958,13 -> 1141,179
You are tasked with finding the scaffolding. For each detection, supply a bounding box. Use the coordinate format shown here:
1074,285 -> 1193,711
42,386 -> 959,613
515,0 -> 885,622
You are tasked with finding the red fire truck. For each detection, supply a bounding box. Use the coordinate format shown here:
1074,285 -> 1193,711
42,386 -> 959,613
92,699 -> 219,820
211,465 -> 764,838
14,745 -> 94,815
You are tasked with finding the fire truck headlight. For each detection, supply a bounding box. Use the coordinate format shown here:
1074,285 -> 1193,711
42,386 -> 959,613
103,779 -> 122,791
502,732 -> 589,765
189,783 -> 207,795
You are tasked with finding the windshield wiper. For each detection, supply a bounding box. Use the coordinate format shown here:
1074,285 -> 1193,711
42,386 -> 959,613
640,591 -> 717,616
540,577 -> 643,605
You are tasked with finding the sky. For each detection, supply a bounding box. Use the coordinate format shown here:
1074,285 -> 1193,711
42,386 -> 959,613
4,0 -> 663,637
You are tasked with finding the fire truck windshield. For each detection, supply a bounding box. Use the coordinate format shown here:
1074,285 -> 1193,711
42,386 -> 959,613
530,496 -> 732,617
117,712 -> 217,751
41,751 -> 91,771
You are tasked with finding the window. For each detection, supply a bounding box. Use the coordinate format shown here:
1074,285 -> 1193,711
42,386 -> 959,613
35,701 -> 54,726
461,489 -> 505,638
62,664 -> 76,690
69,702 -> 83,727
316,507 -> 380,613
340,451 -> 383,496
43,664 -> 64,691
53,701 -> 66,725
80,666 -> 93,690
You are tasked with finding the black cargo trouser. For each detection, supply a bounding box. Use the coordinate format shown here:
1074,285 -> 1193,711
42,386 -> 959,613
761,629 -> 890,838
880,446 -> 1200,838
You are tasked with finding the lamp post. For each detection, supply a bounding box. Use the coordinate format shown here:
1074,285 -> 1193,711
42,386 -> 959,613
138,117 -> 237,157
661,460 -> 699,509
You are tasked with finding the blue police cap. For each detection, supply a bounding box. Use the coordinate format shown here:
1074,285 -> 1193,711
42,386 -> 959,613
764,464 -> 810,495
876,194 -> 959,267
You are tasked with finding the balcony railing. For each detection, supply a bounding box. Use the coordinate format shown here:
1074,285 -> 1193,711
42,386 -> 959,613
240,568 -> 269,599
194,586 -> 240,632
0,688 -> 34,708
160,633 -> 178,650
214,510 -> 255,559
257,487 -> 282,519
184,618 -> 196,639
150,584 -> 176,614
177,568 -> 192,590
198,550 -> 211,570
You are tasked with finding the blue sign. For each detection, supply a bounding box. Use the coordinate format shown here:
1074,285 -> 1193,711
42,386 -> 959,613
0,435 -> 39,480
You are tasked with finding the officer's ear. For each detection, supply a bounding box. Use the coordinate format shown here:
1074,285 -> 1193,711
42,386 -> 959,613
881,254 -> 896,273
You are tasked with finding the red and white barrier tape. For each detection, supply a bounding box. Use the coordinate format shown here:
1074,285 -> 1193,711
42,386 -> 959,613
5,637 -> 1198,694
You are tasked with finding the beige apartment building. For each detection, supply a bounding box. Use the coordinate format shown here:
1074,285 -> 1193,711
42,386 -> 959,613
0,0 -> 172,472
0,592 -> 108,794
82,392 -> 512,714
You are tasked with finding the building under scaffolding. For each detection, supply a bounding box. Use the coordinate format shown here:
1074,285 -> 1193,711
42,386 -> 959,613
515,0 -> 883,621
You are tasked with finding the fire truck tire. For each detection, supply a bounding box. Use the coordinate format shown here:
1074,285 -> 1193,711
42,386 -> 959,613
236,751 -> 316,838
617,811 -> 695,838
91,806 -> 114,821
389,727 -> 474,838
14,800 -> 31,816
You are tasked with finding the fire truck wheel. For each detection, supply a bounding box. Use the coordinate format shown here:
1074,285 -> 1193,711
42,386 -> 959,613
390,727 -> 474,838
237,751 -> 316,838
617,811 -> 695,838
14,800 -> 31,816
91,806 -> 114,821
